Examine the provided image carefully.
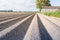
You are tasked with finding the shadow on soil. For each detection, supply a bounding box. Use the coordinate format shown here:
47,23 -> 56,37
37,15 -> 53,40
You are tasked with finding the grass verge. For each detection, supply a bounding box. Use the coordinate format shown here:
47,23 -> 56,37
44,10 -> 60,18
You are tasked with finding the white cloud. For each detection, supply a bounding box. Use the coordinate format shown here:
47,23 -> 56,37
0,0 -> 37,11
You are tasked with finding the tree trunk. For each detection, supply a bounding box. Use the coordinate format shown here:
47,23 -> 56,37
39,8 -> 41,13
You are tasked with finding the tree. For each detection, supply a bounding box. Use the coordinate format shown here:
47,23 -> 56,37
36,0 -> 42,12
36,0 -> 51,12
42,0 -> 51,6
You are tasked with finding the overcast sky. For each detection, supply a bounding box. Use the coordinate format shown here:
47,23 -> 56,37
0,0 -> 60,11
50,0 -> 60,6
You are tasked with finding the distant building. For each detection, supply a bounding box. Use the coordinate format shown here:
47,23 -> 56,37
41,6 -> 60,12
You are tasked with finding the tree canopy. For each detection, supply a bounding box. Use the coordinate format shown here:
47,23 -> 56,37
36,0 -> 51,12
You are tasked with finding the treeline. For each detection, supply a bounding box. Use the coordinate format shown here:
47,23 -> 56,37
0,10 -> 13,12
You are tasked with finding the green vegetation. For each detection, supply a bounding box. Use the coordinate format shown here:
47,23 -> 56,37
44,10 -> 60,18
36,0 -> 42,12
42,0 -> 51,6
36,0 -> 51,12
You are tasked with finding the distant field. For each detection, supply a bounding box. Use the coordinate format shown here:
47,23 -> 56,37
0,12 -> 36,17
44,10 -> 60,18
